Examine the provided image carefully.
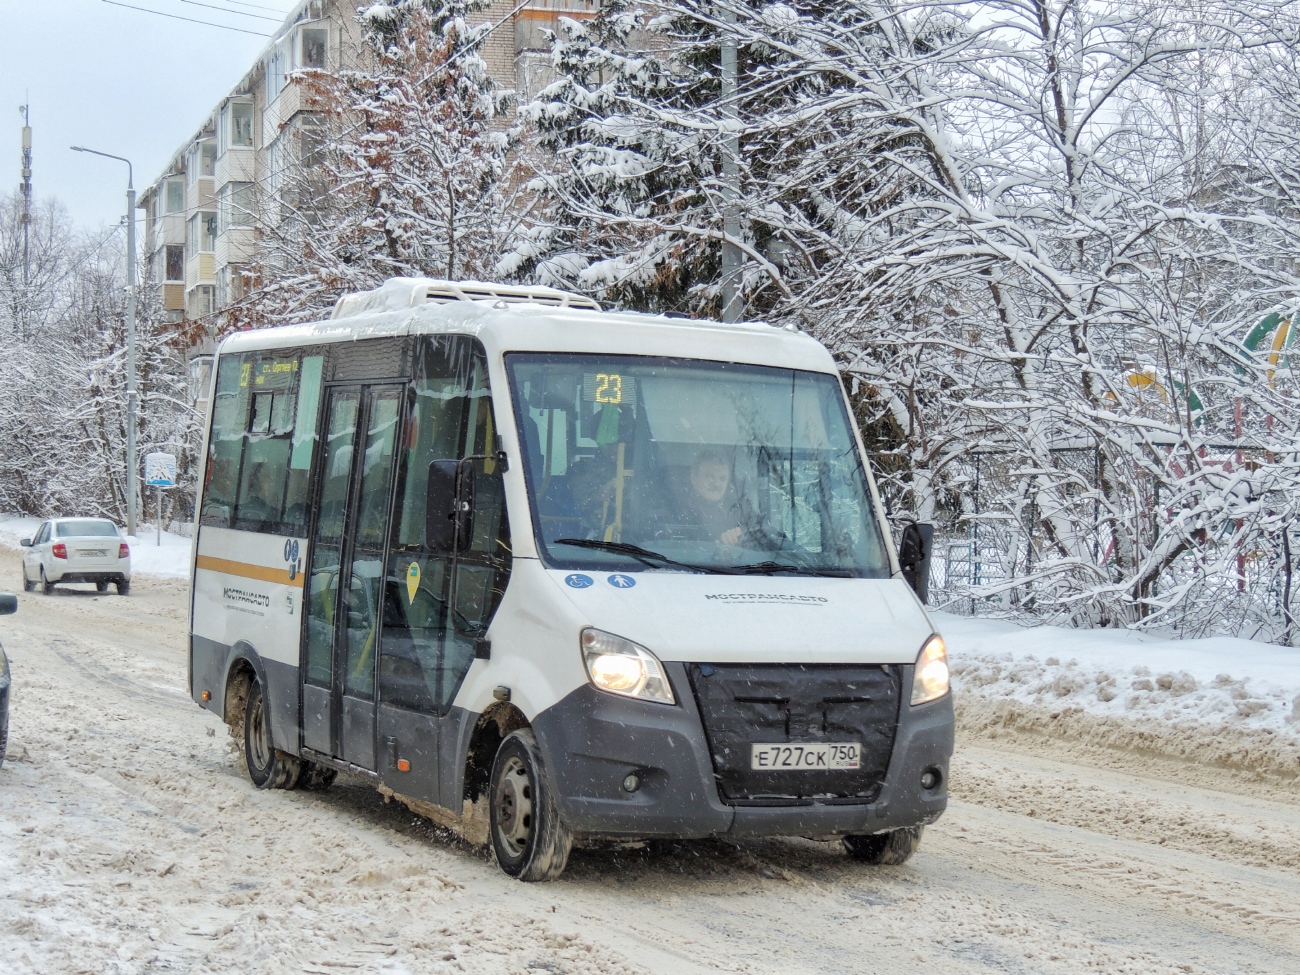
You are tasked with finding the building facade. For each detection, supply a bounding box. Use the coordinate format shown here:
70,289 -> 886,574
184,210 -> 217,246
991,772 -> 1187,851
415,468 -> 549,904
138,0 -> 598,398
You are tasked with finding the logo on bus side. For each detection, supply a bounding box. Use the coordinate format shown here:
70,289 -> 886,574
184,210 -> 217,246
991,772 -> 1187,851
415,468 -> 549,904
565,574 -> 594,589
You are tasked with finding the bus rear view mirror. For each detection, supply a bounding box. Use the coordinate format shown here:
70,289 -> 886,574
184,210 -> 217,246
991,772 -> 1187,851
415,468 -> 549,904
426,460 -> 476,553
427,460 -> 459,553
898,521 -> 934,604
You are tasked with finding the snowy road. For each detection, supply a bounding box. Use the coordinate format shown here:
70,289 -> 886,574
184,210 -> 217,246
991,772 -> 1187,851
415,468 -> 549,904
1,566 -> 1297,974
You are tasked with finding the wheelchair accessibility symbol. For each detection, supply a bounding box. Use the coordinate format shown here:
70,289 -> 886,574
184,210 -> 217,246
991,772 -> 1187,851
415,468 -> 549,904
607,574 -> 637,589
565,574 -> 594,589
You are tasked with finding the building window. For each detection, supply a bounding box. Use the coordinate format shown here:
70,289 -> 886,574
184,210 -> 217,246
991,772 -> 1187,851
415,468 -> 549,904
219,182 -> 254,234
201,144 -> 217,177
232,102 -> 254,147
268,44 -> 286,97
165,179 -> 184,214
217,265 -> 249,309
221,101 -> 254,154
299,114 -> 326,167
301,27 -> 328,69
189,212 -> 217,253
165,245 -> 184,282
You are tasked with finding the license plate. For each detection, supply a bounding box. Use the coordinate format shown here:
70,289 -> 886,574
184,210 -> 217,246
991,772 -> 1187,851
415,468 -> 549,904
751,743 -> 860,771
79,549 -> 108,558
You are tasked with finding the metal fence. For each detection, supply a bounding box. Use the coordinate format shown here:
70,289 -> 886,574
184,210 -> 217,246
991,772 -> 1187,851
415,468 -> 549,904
921,445 -> 1297,640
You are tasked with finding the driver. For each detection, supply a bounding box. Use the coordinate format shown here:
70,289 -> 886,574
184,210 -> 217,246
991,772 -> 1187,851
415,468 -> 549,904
684,451 -> 748,546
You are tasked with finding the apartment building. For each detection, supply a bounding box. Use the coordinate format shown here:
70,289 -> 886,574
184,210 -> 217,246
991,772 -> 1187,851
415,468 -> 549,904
138,0 -> 599,396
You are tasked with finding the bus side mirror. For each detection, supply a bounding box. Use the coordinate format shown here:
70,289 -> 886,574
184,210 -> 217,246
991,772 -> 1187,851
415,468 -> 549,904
455,464 -> 476,551
426,460 -> 476,553
426,461 -> 459,553
898,522 -> 934,604
0,593 -> 16,616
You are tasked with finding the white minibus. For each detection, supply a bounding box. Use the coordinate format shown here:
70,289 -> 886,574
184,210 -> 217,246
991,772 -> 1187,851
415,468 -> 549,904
189,278 -> 952,881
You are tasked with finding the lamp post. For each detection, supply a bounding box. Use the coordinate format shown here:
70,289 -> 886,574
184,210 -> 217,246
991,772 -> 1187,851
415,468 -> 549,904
72,146 -> 137,537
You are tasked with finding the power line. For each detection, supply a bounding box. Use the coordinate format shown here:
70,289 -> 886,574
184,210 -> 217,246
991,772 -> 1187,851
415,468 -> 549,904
177,0 -> 283,23
100,0 -> 273,36
223,0 -> 296,13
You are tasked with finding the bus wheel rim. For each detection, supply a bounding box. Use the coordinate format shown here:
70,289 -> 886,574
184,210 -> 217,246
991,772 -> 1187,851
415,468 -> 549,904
495,756 -> 533,858
250,693 -> 270,770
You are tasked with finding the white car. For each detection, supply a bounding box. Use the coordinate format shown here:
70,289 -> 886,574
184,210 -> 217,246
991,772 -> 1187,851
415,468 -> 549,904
20,518 -> 132,595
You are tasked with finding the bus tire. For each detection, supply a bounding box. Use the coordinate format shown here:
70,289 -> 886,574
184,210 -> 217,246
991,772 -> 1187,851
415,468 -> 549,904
844,826 -> 922,865
244,678 -> 300,790
489,729 -> 572,882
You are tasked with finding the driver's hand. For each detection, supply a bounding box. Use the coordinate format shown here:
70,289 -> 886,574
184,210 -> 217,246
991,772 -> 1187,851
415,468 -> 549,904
719,527 -> 743,546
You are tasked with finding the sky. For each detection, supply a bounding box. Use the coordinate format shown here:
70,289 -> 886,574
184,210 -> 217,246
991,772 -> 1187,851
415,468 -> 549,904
0,0 -> 299,232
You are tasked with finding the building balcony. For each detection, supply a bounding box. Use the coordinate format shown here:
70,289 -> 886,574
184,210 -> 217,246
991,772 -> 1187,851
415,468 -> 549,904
186,252 -> 215,288
215,227 -> 255,268
216,145 -> 256,188
264,80 -> 321,142
149,213 -> 185,250
186,177 -> 215,213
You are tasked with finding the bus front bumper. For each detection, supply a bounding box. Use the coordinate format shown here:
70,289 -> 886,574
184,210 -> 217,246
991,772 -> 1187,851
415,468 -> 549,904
531,662 -> 953,840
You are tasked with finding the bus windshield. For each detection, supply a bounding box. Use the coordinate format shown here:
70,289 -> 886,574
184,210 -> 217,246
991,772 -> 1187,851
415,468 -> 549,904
505,354 -> 890,577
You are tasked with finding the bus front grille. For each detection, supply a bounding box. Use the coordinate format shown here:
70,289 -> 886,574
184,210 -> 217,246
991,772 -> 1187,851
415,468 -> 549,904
685,663 -> 901,805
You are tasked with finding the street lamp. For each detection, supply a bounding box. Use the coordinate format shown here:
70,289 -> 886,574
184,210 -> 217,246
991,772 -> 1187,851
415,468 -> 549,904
71,145 -> 138,537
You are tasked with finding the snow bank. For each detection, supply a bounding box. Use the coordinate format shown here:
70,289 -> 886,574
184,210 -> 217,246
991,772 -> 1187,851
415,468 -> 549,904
938,611 -> 1300,773
0,515 -> 192,579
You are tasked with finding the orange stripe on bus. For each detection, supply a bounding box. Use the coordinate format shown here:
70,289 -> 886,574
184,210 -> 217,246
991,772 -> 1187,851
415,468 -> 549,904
195,555 -> 305,589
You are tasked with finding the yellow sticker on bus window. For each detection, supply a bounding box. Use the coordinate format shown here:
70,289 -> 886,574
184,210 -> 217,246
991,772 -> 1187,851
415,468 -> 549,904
406,562 -> 421,604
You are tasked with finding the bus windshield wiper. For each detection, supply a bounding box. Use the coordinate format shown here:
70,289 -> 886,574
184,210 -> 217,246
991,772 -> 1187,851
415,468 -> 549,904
730,561 -> 855,578
553,539 -> 731,574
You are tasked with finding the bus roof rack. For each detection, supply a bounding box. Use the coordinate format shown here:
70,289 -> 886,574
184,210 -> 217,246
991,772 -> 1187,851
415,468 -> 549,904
330,278 -> 603,320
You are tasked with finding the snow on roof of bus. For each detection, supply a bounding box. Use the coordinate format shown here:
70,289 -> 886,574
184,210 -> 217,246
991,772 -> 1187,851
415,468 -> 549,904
329,278 -> 604,319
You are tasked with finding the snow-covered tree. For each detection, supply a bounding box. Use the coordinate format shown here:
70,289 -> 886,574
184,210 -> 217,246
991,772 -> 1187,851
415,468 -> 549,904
518,0 -> 1300,637
0,198 -> 198,525
232,0 -> 520,328
508,0 -> 964,317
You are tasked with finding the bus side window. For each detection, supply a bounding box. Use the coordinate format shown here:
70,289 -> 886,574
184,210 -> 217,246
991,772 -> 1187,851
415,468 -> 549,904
221,353 -> 324,535
200,353 -> 252,527
282,355 -> 324,533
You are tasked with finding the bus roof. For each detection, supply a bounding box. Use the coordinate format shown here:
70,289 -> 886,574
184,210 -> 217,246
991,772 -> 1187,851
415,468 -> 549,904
217,278 -> 838,374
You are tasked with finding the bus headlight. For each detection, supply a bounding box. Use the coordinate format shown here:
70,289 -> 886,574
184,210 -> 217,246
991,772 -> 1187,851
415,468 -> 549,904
580,628 -> 675,705
911,635 -> 950,705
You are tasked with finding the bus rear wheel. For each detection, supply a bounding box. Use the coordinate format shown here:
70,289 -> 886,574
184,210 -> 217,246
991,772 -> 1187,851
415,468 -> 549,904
244,679 -> 300,790
489,729 -> 571,882
844,827 -> 923,865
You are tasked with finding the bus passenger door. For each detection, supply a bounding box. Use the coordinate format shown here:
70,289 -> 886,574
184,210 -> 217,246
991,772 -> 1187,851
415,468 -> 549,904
302,384 -> 403,770
377,336 -> 511,811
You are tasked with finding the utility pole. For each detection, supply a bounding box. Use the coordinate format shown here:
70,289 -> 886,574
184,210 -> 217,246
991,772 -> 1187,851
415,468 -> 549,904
719,4 -> 742,323
71,146 -> 138,537
18,103 -> 31,337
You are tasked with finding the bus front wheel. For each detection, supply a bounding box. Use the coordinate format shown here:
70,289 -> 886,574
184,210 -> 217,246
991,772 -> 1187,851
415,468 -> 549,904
244,679 -> 301,790
489,729 -> 572,882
